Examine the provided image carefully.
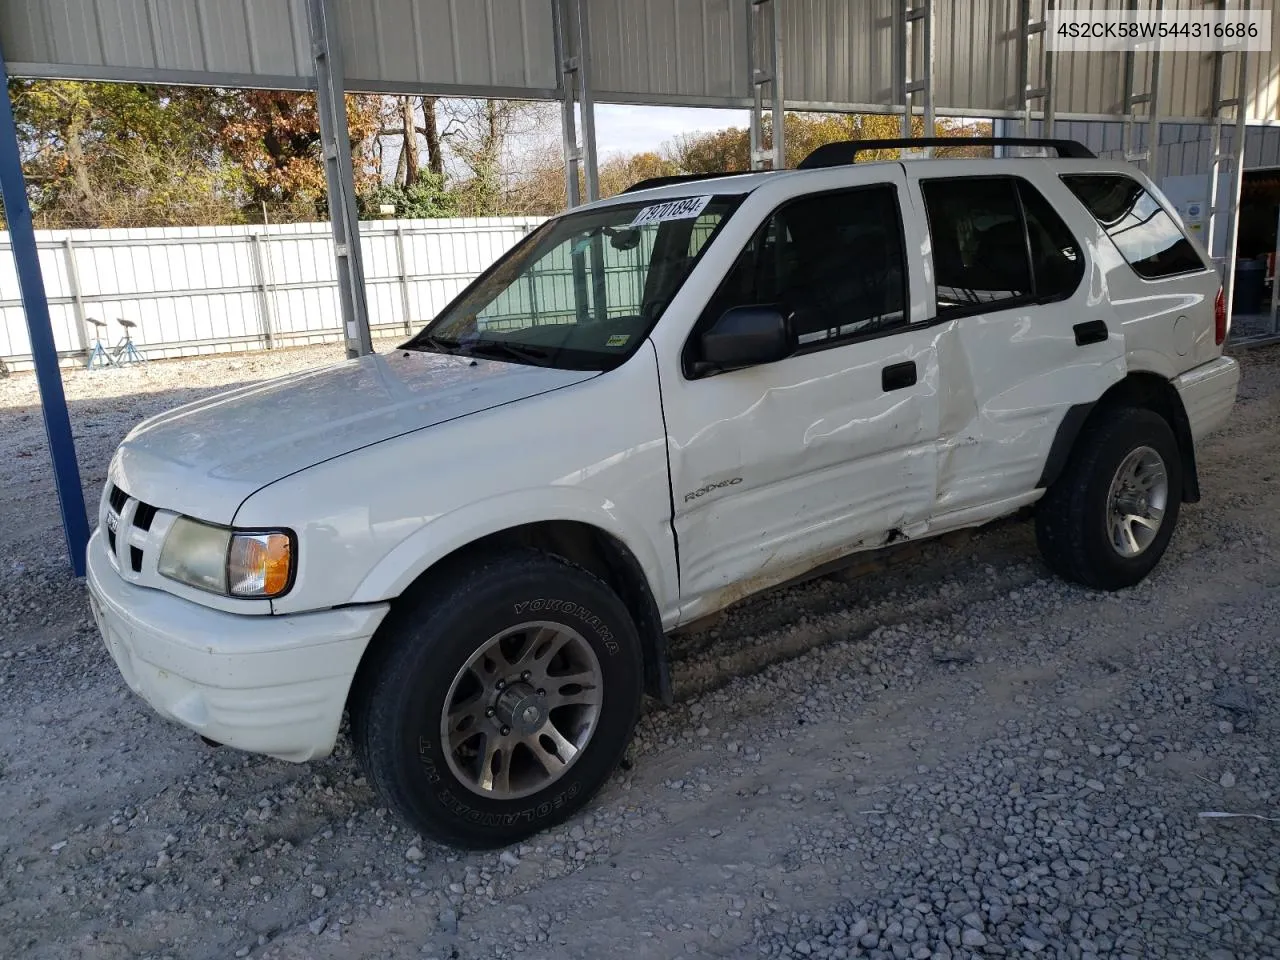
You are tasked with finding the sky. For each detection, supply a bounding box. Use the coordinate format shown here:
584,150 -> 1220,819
591,104 -> 748,159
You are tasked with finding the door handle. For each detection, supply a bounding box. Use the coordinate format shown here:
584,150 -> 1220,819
1073,319 -> 1109,346
882,360 -> 917,392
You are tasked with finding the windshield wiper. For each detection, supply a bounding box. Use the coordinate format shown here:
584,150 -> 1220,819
458,339 -> 551,365
406,333 -> 460,355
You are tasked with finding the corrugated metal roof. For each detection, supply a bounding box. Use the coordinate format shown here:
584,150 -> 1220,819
1,0 -> 1277,123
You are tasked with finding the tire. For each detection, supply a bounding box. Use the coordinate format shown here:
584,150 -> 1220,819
1035,406 -> 1182,591
351,548 -> 643,849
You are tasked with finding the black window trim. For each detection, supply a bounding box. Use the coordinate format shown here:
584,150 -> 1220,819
681,181 -> 915,380
1058,171 -> 1211,284
916,173 -> 1085,323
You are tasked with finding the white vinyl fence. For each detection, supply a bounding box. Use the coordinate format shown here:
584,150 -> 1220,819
0,216 -> 546,371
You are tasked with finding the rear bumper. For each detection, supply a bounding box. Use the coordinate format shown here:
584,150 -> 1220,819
1174,355 -> 1240,443
86,530 -> 389,761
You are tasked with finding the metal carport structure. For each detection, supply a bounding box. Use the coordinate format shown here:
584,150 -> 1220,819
0,0 -> 1276,575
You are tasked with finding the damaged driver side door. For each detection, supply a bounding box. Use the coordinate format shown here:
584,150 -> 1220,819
660,172 -> 948,625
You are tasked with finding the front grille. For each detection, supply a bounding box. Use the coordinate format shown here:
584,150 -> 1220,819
134,503 -> 157,531
104,483 -> 160,577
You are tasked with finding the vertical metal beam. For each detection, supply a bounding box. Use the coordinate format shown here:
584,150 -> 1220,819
1017,0 -> 1052,137
770,0 -> 785,169
898,0 -> 933,143
1042,9 -> 1056,138
1221,15 -> 1251,336
1016,0 -> 1032,135
1270,204 -> 1280,336
394,225 -> 413,335
62,237 -> 89,357
895,1 -> 909,138
1206,0 -> 1250,291
307,0 -> 373,358
248,233 -> 275,350
555,0 -> 598,206
747,0 -> 783,170
1122,0 -> 1162,175
575,0 -> 599,201
0,44 -> 90,577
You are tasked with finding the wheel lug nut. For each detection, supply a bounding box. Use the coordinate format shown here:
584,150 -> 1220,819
537,689 -> 545,696
485,707 -> 495,718
500,725 -> 511,736
521,671 -> 531,681
495,679 -> 505,690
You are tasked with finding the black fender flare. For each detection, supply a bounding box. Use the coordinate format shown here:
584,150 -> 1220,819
1037,380 -> 1201,503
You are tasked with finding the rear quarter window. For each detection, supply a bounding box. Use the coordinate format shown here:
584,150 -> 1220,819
1061,173 -> 1205,280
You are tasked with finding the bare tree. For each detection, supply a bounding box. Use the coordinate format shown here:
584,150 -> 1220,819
379,95 -> 447,188
439,98 -> 557,214
422,97 -> 444,177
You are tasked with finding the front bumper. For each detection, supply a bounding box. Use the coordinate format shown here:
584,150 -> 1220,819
86,530 -> 389,761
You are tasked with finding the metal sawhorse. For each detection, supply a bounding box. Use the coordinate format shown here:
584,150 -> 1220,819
111,318 -> 147,365
84,317 -> 117,369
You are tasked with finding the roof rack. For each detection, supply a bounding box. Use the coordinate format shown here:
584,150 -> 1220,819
797,137 -> 1095,170
623,171 -> 753,193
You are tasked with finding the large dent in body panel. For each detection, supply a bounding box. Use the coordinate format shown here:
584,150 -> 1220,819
934,321 -> 981,505
934,355 -> 1126,513
670,332 -> 942,623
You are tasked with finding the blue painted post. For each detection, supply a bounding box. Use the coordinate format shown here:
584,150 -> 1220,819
0,49 -> 90,576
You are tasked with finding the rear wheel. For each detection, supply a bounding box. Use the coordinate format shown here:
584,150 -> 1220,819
1035,407 -> 1182,590
351,549 -> 643,849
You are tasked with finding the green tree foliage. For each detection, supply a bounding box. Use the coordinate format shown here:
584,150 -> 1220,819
359,175 -> 458,219
667,113 -> 994,174
8,79 -> 244,227
212,90 -> 383,213
6,78 -> 996,227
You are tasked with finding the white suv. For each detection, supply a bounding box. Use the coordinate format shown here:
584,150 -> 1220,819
87,138 -> 1240,848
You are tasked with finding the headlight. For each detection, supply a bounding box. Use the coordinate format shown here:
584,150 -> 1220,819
158,517 -> 295,599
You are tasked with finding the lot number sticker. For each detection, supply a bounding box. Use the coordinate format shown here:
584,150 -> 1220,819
630,195 -> 712,227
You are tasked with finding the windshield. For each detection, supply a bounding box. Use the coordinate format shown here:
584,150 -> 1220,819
403,194 -> 742,370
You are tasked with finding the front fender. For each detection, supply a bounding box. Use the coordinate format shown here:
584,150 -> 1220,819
346,488 -> 676,618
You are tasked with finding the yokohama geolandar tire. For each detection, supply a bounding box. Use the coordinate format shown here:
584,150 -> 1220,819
351,549 -> 643,849
1035,406 -> 1183,591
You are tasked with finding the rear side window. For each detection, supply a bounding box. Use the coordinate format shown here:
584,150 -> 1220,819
1061,174 -> 1205,279
699,185 -> 908,349
920,176 -> 1082,315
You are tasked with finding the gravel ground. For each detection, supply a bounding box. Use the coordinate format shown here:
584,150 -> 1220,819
0,341 -> 1277,960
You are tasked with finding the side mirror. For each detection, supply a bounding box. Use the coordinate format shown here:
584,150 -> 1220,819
698,305 -> 795,373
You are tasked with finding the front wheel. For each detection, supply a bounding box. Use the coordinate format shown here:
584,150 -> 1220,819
351,549 -> 643,849
1035,407 -> 1183,590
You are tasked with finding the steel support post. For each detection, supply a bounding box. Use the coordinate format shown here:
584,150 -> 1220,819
747,0 -> 784,170
248,233 -> 275,350
62,237 -> 89,356
307,0 -> 373,358
1121,0 -> 1163,176
0,43 -> 90,576
394,225 -> 413,334
576,0 -> 600,201
1017,0 -> 1054,137
896,0 -> 934,145
554,0 -> 599,206
1270,204 -> 1280,336
1207,0 -> 1251,336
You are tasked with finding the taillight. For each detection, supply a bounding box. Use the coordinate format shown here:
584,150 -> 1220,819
1214,286 -> 1226,346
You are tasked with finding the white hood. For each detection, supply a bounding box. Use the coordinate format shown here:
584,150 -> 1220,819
111,351 -> 598,523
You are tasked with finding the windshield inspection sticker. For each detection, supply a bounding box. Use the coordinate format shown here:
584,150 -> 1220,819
629,195 -> 713,227
605,334 -> 630,347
